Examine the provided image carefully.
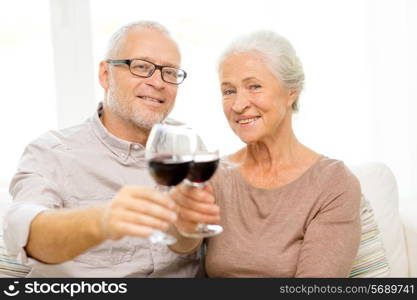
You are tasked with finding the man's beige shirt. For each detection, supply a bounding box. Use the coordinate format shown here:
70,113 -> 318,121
3,104 -> 199,277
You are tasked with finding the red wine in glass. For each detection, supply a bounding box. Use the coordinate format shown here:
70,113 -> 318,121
149,155 -> 191,186
187,154 -> 219,185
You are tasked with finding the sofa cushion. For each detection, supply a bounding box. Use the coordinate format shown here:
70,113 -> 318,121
349,196 -> 390,277
349,162 -> 408,277
0,187 -> 31,277
0,233 -> 31,277
399,202 -> 417,277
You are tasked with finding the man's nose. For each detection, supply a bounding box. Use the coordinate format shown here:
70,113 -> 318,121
145,69 -> 165,89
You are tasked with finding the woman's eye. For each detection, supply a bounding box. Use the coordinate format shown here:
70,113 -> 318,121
223,89 -> 235,95
249,84 -> 261,90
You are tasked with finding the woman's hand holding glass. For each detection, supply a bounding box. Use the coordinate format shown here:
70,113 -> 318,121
170,182 -> 221,238
171,130 -> 224,238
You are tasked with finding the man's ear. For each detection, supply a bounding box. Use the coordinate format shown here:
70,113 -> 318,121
99,61 -> 110,89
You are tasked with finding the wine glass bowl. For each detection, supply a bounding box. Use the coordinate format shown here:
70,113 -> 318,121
185,151 -> 220,187
149,155 -> 191,187
181,141 -> 224,238
145,123 -> 195,245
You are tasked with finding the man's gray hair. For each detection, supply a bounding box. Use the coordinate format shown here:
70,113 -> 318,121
218,30 -> 305,112
105,21 -> 174,59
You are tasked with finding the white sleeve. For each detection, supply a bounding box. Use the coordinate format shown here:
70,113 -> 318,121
3,135 -> 65,265
3,202 -> 49,264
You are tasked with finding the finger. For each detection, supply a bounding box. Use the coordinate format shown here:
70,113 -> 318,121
176,195 -> 220,215
174,219 -> 199,235
123,186 -> 176,209
115,221 -> 154,238
124,198 -> 177,223
172,185 -> 219,215
203,182 -> 214,195
177,184 -> 216,204
170,187 -> 218,214
121,211 -> 171,231
178,207 -> 221,224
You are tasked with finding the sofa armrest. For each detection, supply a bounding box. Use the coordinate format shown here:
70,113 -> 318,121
402,221 -> 417,277
399,201 -> 417,277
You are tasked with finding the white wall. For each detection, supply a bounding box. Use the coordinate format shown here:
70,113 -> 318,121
1,0 -> 416,206
90,0 -> 417,203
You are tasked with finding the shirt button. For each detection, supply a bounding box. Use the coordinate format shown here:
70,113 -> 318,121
132,144 -> 140,150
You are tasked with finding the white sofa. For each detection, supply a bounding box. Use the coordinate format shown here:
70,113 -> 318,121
349,162 -> 417,277
0,162 -> 416,277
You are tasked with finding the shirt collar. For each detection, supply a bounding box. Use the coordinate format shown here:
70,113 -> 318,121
90,102 -> 145,161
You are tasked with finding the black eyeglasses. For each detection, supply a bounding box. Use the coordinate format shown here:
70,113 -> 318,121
106,59 -> 187,85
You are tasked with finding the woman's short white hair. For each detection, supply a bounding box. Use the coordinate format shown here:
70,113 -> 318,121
218,30 -> 305,112
105,20 -> 176,59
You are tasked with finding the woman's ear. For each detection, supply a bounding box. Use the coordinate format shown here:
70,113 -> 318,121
99,61 -> 110,89
287,88 -> 298,108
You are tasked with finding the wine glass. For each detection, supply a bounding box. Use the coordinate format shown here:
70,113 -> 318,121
181,135 -> 224,238
145,122 -> 195,245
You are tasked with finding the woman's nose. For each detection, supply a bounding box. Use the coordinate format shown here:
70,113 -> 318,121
231,94 -> 250,113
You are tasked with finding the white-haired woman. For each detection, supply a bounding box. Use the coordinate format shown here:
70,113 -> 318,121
170,30 -> 361,277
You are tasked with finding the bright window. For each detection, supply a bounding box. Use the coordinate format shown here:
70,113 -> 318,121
0,1 -> 56,185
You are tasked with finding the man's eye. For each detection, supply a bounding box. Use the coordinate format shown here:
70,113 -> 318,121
164,70 -> 178,77
132,64 -> 152,73
249,84 -> 261,90
133,64 -> 147,70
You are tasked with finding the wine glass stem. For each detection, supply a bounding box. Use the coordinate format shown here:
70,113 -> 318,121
157,185 -> 171,193
148,184 -> 176,245
184,179 -> 206,188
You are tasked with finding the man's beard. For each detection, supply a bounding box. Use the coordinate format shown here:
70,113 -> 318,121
107,82 -> 171,130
